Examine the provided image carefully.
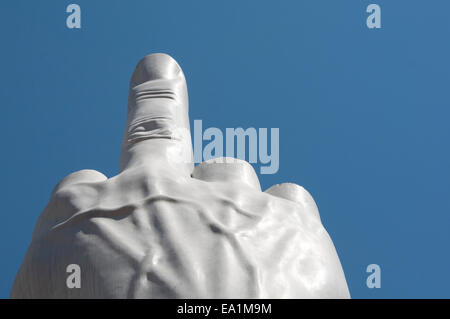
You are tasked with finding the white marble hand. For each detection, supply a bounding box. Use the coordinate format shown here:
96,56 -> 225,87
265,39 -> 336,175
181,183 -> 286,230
11,54 -> 350,298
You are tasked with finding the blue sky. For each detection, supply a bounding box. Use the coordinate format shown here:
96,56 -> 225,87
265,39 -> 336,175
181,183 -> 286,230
1,0 -> 449,298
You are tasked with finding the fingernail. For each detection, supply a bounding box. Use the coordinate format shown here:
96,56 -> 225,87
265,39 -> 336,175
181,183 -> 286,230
130,53 -> 182,87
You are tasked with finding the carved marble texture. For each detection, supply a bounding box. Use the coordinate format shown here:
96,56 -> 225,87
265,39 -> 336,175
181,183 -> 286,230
11,54 -> 350,299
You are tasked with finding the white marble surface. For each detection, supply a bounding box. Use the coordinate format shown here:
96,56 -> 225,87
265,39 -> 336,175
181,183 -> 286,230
11,54 -> 350,298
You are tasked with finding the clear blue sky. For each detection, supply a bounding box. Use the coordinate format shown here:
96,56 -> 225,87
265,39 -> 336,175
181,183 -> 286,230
1,0 -> 449,298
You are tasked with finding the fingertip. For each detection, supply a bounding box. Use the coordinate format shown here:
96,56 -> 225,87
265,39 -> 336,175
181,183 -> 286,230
130,53 -> 183,88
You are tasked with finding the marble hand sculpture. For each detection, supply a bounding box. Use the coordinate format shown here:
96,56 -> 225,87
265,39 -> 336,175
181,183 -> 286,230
11,53 -> 350,299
